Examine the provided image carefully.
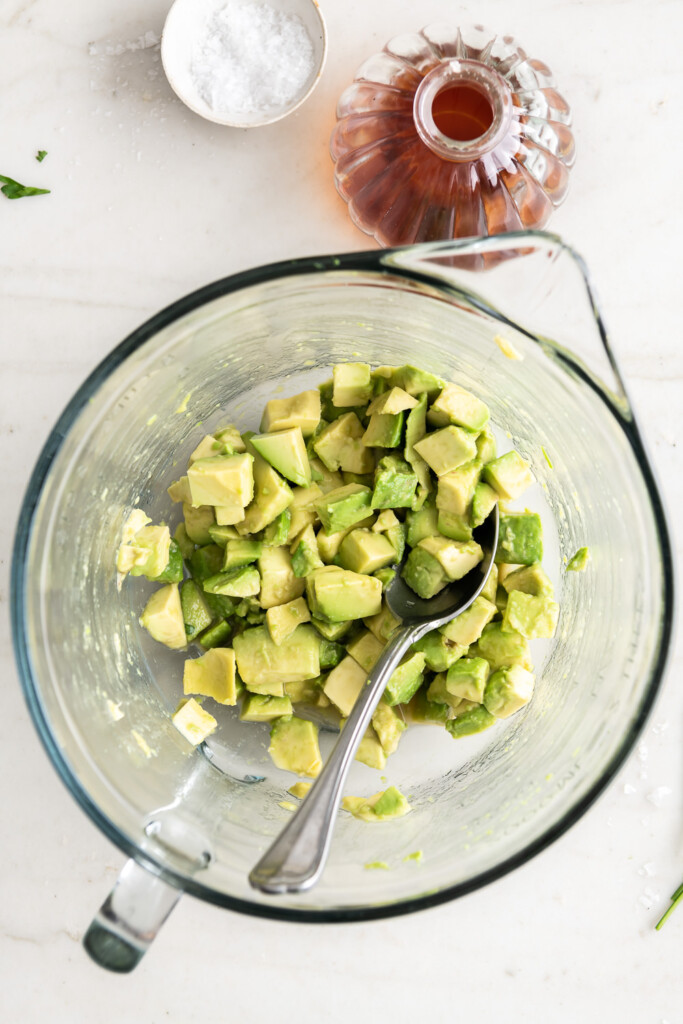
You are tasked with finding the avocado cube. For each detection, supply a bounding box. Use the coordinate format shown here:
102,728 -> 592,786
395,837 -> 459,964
183,647 -> 238,705
480,562 -> 498,604
309,457 -> 344,493
390,365 -> 444,397
428,383 -> 490,432
180,579 -> 213,640
496,512 -> 543,565
567,546 -> 590,572
314,483 -> 373,533
426,672 -> 463,709
354,725 -> 387,770
213,424 -> 246,451
168,476 -> 192,504
342,785 -> 411,820
471,481 -> 498,528
439,595 -> 496,646
260,390 -> 321,437
384,651 -> 426,706
445,704 -> 496,738
372,509 -> 400,532
404,392 -> 432,491
367,386 -> 418,416
189,434 -> 232,465
150,538 -> 184,583
364,602 -> 401,643
402,546 -> 448,599
446,657 -> 489,703
117,523 -> 171,579
197,619 -> 232,649
208,524 -> 240,547
361,411 -> 404,448
172,698 -> 217,746
312,616 -> 353,641
174,522 -> 195,560
371,454 -> 418,510
258,546 -> 305,608
215,500 -> 247,526
183,503 -> 216,545
332,362 -> 372,407
233,624 -> 320,686
247,679 -> 286,697
484,450 -> 534,500
319,638 -> 345,670
240,693 -> 293,722
223,539 -> 263,569
189,543 -> 224,581
484,665 -> 535,718
140,583 -> 186,650
436,459 -> 481,516
250,427 -> 311,488
372,701 -> 406,754
502,562 -> 554,598
307,566 -> 382,622
237,452 -> 293,534
374,567 -> 396,590
203,566 -> 260,598
187,453 -> 254,508
323,655 -> 367,715
476,429 -> 497,464
412,629 -> 466,672
268,716 -> 322,777
406,503 -> 439,547
414,426 -> 478,477
437,510 -> 473,542
406,687 -> 450,724
266,596 -> 311,646
291,524 -> 324,577
318,380 -> 356,422
346,629 -> 384,672
418,536 -> 483,581
502,591 -> 559,639
474,622 -> 532,672
262,508 -> 291,547
316,514 -> 375,563
284,678 -> 322,704
338,528 -> 396,575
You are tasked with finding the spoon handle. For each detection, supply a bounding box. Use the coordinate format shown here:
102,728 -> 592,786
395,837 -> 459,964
248,623 -> 419,894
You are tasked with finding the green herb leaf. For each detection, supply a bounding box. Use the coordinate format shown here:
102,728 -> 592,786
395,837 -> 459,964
655,880 -> 683,930
36,150 -> 48,162
0,173 -> 50,200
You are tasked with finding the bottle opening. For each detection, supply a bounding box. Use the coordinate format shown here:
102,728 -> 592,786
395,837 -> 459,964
431,83 -> 495,142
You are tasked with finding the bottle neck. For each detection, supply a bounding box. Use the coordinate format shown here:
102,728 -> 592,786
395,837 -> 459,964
414,58 -> 514,163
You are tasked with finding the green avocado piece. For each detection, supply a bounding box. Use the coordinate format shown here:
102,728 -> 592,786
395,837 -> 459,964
567,546 -> 590,571
439,595 -> 497,646
406,502 -> 439,547
258,545 -> 305,608
140,583 -> 186,650
373,785 -> 411,818
119,524 -> 171,579
332,362 -> 372,407
402,546 -> 448,599
418,536 -> 483,581
483,450 -> 534,500
496,512 -> 543,565
263,508 -> 292,547
445,704 -> 496,738
174,522 -> 195,560
502,562 -> 554,598
372,701 -> 406,755
208,524 -> 240,547
363,603 -> 400,644
473,622 -> 532,672
234,624 -> 320,686
476,429 -> 497,464
346,629 -> 384,672
291,523 -> 324,578
180,579 -> 213,640
203,589 -> 237,621
312,616 -> 353,641
237,443 -> 293,534
471,481 -> 498,528
362,411 -> 404,448
183,503 -> 216,545
187,452 -> 254,508
414,426 -> 478,477
265,596 -> 311,646
367,386 -> 418,416
375,564 -> 399,587
318,380 -> 356,422
250,427 -> 311,487
437,510 -> 472,542
306,566 -> 382,622
446,657 -> 489,703
407,687 -> 450,724
338,528 -> 396,575
384,524 -> 405,562
323,655 -> 367,716
480,561 -> 498,604
426,672 -> 462,708
319,637 -> 345,670
371,454 -> 418,509
314,483 -> 373,533
502,591 -> 559,639
151,538 -> 184,583
183,647 -> 238,705
197,619 -> 232,649
203,565 -> 261,598
484,665 -> 535,718
223,539 -> 263,569
189,543 -> 224,581
404,392 -> 432,495
240,693 -> 293,722
268,716 -> 322,777
390,365 -> 444,398
353,725 -> 387,770
412,630 -> 466,672
384,651 -> 426,706
428,383 -> 490,432
436,459 -> 481,516
260,390 -> 321,436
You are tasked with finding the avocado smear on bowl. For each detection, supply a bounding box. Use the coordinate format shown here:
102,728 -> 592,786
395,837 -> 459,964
116,363 -> 561,820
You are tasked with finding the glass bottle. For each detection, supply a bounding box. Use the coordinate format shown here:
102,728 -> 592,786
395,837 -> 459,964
330,24 -> 575,247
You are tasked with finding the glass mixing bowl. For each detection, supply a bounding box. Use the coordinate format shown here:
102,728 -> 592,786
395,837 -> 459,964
11,232 -> 673,972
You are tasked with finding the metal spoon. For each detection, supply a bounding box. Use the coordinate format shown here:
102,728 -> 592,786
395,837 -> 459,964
249,507 -> 499,895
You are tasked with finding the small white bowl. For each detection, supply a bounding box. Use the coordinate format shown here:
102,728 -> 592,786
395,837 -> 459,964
161,0 -> 327,127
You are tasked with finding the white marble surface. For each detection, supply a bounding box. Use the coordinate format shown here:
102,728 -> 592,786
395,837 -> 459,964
2,0 -> 682,1018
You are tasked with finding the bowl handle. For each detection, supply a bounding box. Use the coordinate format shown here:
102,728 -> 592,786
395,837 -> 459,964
82,859 -> 181,972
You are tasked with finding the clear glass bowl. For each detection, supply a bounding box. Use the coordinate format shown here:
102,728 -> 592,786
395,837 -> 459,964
11,233 -> 673,969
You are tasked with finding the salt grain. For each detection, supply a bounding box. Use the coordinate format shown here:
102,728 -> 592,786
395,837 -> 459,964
191,1 -> 315,116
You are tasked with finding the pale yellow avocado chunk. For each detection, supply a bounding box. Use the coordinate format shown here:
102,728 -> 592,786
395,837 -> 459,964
332,362 -> 372,407
483,665 -> 535,718
414,426 -> 479,476
306,566 -> 382,621
427,383 -> 490,432
187,453 -> 254,508
250,427 -> 311,488
215,501 -> 247,526
167,476 -> 192,504
183,648 -> 238,705
342,786 -> 411,821
237,452 -> 293,534
240,693 -> 293,721
266,596 -> 311,646
269,716 -> 322,777
172,698 -> 217,746
367,386 -> 418,416
117,523 -> 170,578
258,545 -> 305,608
353,724 -> 387,770
324,655 -> 367,717
183,503 -> 216,544
338,528 -> 396,575
418,536 -> 483,581
313,413 -> 374,474
346,629 -> 384,672
317,514 -> 375,562
372,509 -> 400,532
188,434 -> 227,465
439,595 -> 496,646
436,459 -> 482,516
233,624 -> 320,686
260,390 -> 321,436
372,700 -> 406,755
140,583 -> 186,650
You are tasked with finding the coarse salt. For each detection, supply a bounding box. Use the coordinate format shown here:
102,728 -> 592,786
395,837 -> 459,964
191,1 -> 315,117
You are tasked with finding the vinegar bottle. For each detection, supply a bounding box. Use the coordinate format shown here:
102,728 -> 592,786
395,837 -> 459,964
330,24 -> 575,247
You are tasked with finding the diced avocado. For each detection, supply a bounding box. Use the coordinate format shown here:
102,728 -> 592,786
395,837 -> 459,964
484,665 -> 535,718
338,528 -> 396,575
406,687 -> 450,724
319,637 -> 345,670
187,452 -> 254,508
445,704 -> 495,738
203,566 -> 260,598
436,459 -> 481,516
426,672 -> 465,709
287,508 -> 316,545
307,566 -> 382,622
364,603 -> 401,643
476,429 -> 497,464
314,483 -> 373,533
354,724 -> 387,770
214,501 -> 246,526
268,716 -> 322,777
183,647 -> 238,705
385,523 -> 406,560
428,383 -> 490,432
197,619 -> 232,649
174,522 -> 195,560
312,616 -> 353,641
446,657 -> 489,703
313,413 -> 374,474
390,365 -> 444,398
316,514 -> 375,563
285,678 -> 323,704
213,424 -> 246,451
208,524 -> 240,547
362,411 -> 404,448
291,523 -> 324,577
406,503 -> 439,547
371,454 -> 418,510
473,622 -> 532,672
245,679 -> 285,697
404,392 -> 432,493
183,502 -> 216,545
342,786 -> 411,821
567,546 -> 590,571
323,656 -> 366,716
266,596 -> 311,646
140,583 -> 186,650
402,546 -> 448,599
203,588 -> 237,621
372,509 -> 400,532
180,579 -> 213,640
418,536 -> 483,581
484,450 -> 534,500
437,510 -> 473,542
233,624 -> 320,685
367,386 -> 418,416
496,512 -> 543,565
439,595 -> 497,646
189,434 -> 232,465
150,538 -> 184,583
502,562 -> 554,598
235,596 -> 264,621
118,523 -> 171,579
372,700 -> 406,754
237,451 -> 293,534
414,426 -> 478,477
318,380 -> 355,422
308,457 -> 344,493
240,693 -> 293,721
290,482 -> 324,512
412,630 -> 466,672
471,481 -> 498,528
384,651 -> 426,706
189,543 -> 224,581
250,427 -> 311,487
260,390 -> 321,436
262,508 -> 291,547
495,583 -> 509,616
167,476 -> 193,503
332,362 -> 372,407
341,471 -> 375,488
223,539 -> 263,568
502,591 -> 559,639
346,629 -> 384,672
172,698 -> 217,745
374,567 -> 397,590
258,545 -> 305,608
480,561 -> 498,604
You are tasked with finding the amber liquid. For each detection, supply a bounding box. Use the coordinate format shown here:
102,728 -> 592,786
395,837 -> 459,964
431,83 -> 494,141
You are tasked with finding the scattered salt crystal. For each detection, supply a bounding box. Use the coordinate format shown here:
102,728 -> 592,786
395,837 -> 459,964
623,783 -> 637,795
191,0 -> 315,116
646,786 -> 672,808
638,862 -> 657,877
651,720 -> 670,735
638,886 -> 661,910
